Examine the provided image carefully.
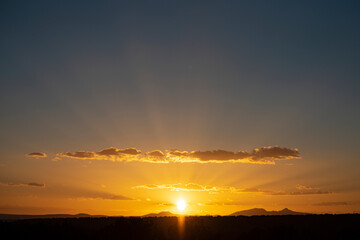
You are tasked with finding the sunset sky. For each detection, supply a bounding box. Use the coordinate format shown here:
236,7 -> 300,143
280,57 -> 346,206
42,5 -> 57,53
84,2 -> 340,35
0,0 -> 359,216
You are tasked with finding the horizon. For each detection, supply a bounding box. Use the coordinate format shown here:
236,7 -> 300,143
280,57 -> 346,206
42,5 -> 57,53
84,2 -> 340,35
0,0 -> 359,216
1,207 -> 358,218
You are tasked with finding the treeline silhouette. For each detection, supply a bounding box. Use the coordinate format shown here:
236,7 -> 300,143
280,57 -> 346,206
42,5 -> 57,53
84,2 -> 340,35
1,215 -> 359,240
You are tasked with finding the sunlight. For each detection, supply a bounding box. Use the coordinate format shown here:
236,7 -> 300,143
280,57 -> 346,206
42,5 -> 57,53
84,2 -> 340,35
177,199 -> 187,212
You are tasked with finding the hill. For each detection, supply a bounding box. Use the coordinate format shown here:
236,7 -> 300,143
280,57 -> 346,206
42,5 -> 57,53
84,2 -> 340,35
229,208 -> 308,216
142,211 -> 177,217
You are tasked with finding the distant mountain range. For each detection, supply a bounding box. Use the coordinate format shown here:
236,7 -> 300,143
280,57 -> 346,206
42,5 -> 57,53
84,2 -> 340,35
229,208 -> 308,216
142,208 -> 308,217
142,211 -> 177,217
0,208 -> 309,220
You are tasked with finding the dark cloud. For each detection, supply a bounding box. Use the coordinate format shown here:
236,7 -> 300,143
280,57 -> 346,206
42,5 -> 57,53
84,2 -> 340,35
27,152 -> 47,158
87,192 -> 133,200
27,182 -> 46,187
170,146 -> 299,163
97,147 -> 141,156
251,147 -> 299,160
146,150 -> 165,158
0,181 -> 45,187
313,202 -> 348,206
56,146 -> 299,164
270,190 -> 332,195
118,148 -> 141,155
57,147 -> 142,160
96,147 -> 120,156
58,151 -> 95,159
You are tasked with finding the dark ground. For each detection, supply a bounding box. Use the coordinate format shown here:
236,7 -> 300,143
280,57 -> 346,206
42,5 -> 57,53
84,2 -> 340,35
1,214 -> 359,240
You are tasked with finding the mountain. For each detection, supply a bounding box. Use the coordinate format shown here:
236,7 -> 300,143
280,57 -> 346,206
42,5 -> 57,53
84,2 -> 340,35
229,208 -> 308,216
142,211 -> 177,217
0,213 -> 106,221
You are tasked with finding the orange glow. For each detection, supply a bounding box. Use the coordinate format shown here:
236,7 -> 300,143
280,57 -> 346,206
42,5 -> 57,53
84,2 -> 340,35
178,215 -> 185,240
177,199 -> 187,212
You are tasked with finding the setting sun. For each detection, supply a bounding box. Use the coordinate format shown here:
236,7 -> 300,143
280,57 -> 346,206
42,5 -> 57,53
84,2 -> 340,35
177,200 -> 187,211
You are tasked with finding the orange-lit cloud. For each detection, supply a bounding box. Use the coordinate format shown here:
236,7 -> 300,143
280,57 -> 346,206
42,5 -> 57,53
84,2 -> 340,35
179,150 -> 250,161
313,202 -> 349,206
56,146 -> 300,164
251,147 -> 299,160
57,147 -> 142,161
134,183 -> 227,192
0,181 -> 45,187
58,151 -> 95,159
27,152 -> 47,158
146,150 -> 166,158
97,147 -> 141,156
75,192 -> 133,201
269,190 -> 332,195
44,185 -> 134,201
134,183 -> 332,195
172,147 -> 299,163
296,184 -> 313,190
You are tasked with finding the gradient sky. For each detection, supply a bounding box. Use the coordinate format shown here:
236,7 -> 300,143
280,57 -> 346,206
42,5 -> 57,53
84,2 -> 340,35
0,0 -> 359,215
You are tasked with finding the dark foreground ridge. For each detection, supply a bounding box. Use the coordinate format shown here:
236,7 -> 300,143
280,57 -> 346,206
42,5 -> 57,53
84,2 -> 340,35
0,208 -> 306,220
0,215 -> 359,240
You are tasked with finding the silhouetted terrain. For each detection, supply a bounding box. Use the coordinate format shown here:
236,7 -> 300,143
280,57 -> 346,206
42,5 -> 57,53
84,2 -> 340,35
142,211 -> 177,217
0,215 -> 359,240
0,213 -> 106,221
229,208 -> 308,216
0,208 -> 308,220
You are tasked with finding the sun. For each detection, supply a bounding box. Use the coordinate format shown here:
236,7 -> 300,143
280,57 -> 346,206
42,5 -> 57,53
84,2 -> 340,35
176,200 -> 187,211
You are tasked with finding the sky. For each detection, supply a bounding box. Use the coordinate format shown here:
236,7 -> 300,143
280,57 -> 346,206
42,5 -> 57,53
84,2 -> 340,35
0,0 -> 359,216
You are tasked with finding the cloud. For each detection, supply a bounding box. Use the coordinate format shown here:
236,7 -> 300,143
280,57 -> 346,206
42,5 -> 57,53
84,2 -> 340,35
134,183 -> 261,194
57,147 -> 142,160
296,184 -> 313,190
168,146 -> 299,164
83,192 -> 133,200
156,202 -> 177,207
187,150 -> 250,161
134,183 -> 228,193
27,152 -> 47,158
67,190 -> 133,201
27,182 -> 46,187
0,181 -> 45,188
58,151 -> 95,159
56,146 -> 299,164
168,150 -> 189,157
146,150 -> 165,158
97,147 -> 141,156
251,147 -> 299,160
269,190 -> 332,195
44,185 -> 133,201
313,202 -> 349,206
134,183 -> 332,196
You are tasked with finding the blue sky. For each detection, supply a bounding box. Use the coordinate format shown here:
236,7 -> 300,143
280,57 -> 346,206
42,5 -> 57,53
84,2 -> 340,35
0,0 -> 359,214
